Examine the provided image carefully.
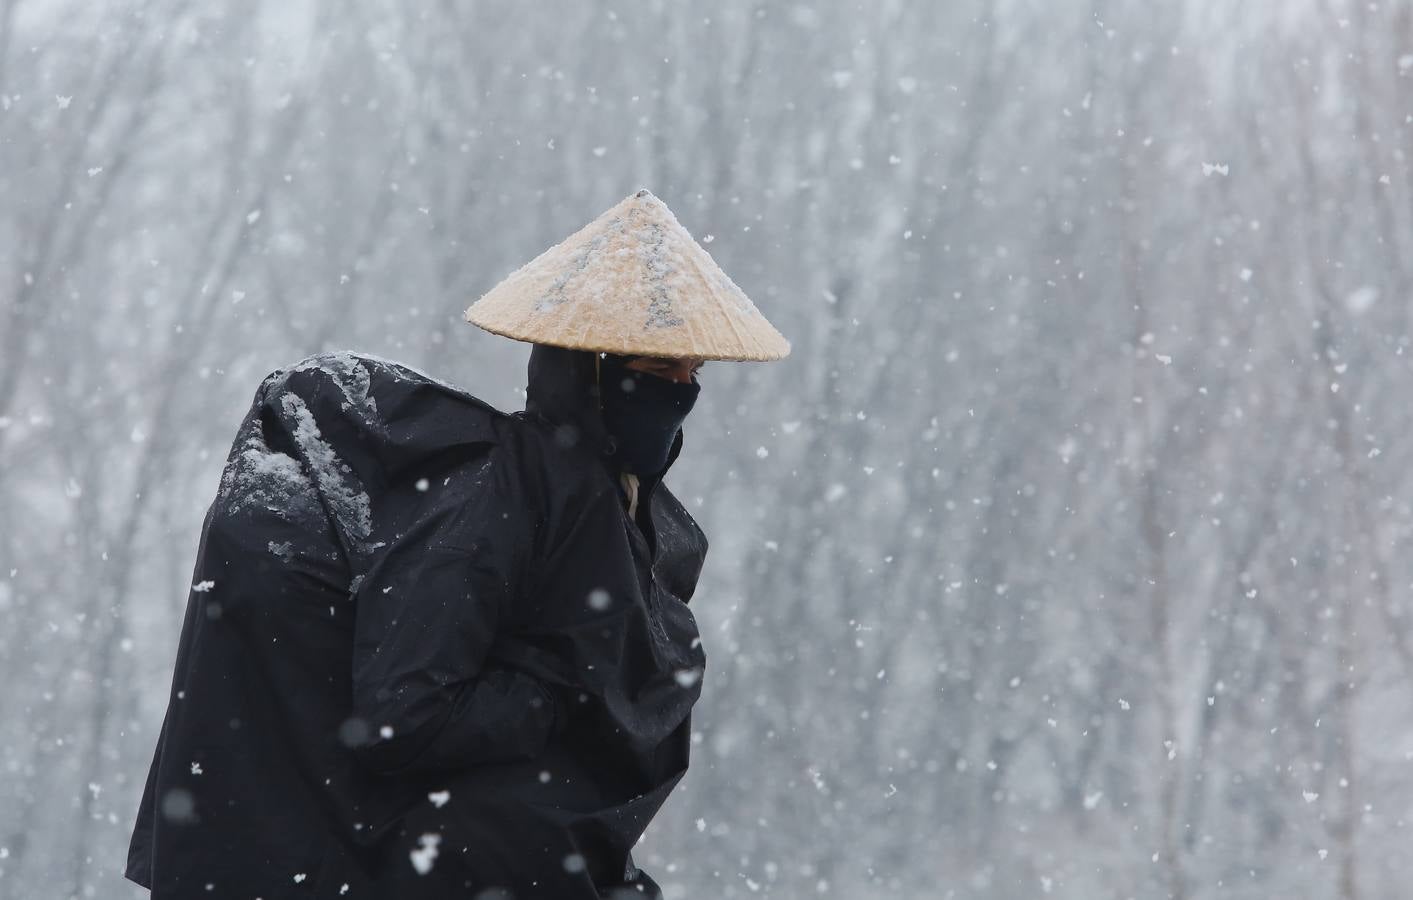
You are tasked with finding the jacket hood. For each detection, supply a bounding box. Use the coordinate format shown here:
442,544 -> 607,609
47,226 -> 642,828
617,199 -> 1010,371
524,343 -> 685,479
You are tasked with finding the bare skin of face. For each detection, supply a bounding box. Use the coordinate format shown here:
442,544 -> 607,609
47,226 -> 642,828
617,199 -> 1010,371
622,356 -> 704,384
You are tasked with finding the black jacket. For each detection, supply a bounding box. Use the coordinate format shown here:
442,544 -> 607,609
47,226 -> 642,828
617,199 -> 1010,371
125,346 -> 708,898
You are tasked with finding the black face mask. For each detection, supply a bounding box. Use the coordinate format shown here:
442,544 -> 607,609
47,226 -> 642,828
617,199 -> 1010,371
598,355 -> 700,476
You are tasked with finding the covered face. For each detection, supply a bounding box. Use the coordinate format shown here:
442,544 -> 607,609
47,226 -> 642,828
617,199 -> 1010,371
524,345 -> 698,480
597,354 -> 702,477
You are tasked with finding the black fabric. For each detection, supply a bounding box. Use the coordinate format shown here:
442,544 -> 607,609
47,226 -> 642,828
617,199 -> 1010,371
597,354 -> 700,477
125,349 -> 708,899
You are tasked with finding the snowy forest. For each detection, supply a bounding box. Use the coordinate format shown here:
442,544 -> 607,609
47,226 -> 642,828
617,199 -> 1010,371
4,0 -> 1413,897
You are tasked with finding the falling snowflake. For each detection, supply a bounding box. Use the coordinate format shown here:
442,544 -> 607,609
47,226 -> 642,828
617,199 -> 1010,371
410,833 -> 441,875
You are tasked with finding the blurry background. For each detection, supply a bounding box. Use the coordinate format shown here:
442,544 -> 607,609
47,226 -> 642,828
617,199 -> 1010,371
3,0 -> 1413,897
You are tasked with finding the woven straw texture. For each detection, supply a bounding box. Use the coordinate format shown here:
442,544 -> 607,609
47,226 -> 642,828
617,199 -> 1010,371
465,190 -> 790,361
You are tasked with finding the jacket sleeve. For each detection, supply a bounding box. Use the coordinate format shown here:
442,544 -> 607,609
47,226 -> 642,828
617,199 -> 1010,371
345,447 -> 563,776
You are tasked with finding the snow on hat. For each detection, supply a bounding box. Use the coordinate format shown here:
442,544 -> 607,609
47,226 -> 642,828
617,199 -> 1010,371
464,189 -> 790,361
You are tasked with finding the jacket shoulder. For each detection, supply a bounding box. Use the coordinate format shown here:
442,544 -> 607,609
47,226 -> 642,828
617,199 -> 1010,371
221,351 -> 510,556
253,351 -> 510,458
259,350 -> 503,421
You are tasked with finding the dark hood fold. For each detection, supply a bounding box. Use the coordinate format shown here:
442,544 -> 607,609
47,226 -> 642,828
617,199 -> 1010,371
525,344 -> 609,456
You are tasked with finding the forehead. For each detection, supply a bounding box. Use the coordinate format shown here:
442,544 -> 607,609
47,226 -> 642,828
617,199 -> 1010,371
626,355 -> 704,365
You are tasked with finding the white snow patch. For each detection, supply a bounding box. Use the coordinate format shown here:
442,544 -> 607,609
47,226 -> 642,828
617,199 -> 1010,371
279,393 -> 373,542
268,540 -> 294,563
220,426 -> 322,522
192,580 -> 215,593
428,790 -> 450,808
289,352 -> 378,418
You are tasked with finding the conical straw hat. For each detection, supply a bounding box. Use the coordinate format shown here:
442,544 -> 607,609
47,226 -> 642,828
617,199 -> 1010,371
465,190 -> 790,361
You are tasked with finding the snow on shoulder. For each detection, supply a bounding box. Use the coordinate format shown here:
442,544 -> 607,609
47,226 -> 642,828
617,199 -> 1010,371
217,351 -> 395,553
277,390 -> 373,546
216,350 -> 495,559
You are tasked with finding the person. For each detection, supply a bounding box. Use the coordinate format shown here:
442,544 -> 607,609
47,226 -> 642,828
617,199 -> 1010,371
124,190 -> 790,898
